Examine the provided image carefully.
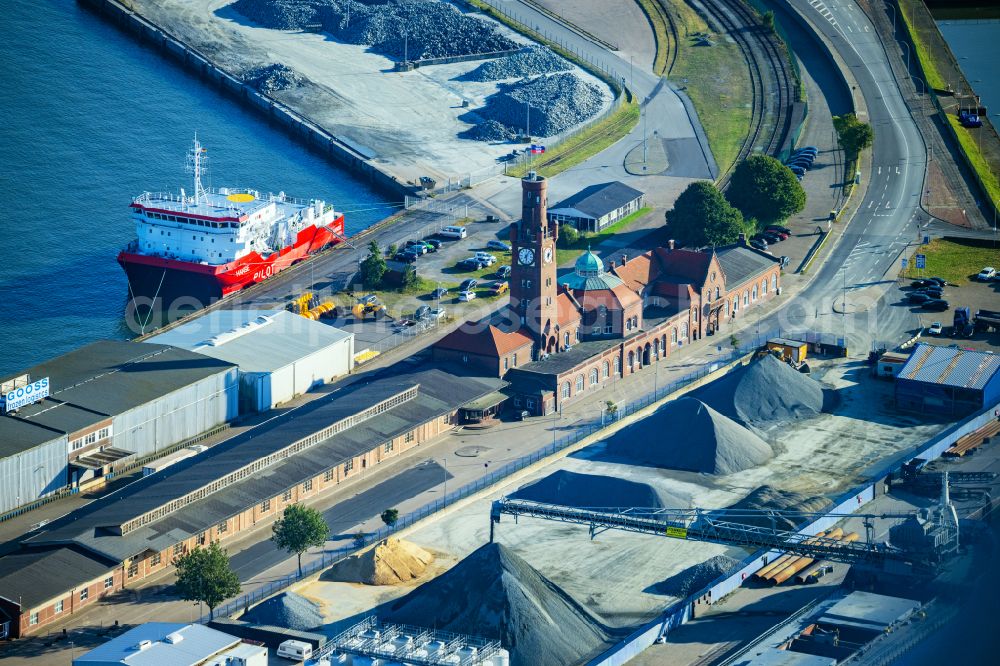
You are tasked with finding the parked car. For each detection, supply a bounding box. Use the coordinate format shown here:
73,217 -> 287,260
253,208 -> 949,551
458,257 -> 485,270
414,305 -> 432,320
460,278 -> 478,291
977,267 -> 997,281
926,277 -> 947,286
422,238 -> 442,250
430,287 -> 448,299
473,251 -> 497,265
515,409 -> 530,421
404,240 -> 428,254
922,299 -> 950,311
762,233 -> 783,244
749,239 -> 768,251
788,165 -> 806,177
795,146 -> 819,155
439,225 -> 467,239
394,251 -> 417,264
907,292 -> 931,304
765,230 -> 790,240
910,279 -> 933,289
490,281 -> 509,295
486,240 -> 511,252
786,158 -> 812,169
458,290 -> 477,302
787,153 -> 815,164
496,265 -> 512,279
766,224 -> 792,235
779,255 -> 790,268
918,288 -> 944,299
928,321 -> 944,336
430,308 -> 446,320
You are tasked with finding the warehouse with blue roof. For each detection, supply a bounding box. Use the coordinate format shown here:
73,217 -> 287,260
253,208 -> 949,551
895,344 -> 1000,416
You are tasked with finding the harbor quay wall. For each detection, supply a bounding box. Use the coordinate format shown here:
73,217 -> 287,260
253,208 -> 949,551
588,399 -> 1000,665
77,0 -> 417,201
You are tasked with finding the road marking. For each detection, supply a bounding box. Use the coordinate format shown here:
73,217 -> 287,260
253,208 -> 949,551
847,25 -> 853,32
878,166 -> 882,175
885,201 -> 891,209
868,201 -> 874,209
896,166 -> 901,174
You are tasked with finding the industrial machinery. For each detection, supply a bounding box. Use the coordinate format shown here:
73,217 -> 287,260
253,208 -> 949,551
286,291 -> 338,320
489,475 -> 961,574
353,293 -> 388,320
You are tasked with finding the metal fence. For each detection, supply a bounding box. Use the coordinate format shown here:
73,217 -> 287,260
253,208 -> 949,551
203,328 -> 781,623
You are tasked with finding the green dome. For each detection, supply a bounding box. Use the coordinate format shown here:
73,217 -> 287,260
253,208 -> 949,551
575,249 -> 604,277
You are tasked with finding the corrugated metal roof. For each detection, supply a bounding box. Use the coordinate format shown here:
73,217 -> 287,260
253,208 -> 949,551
548,181 -> 644,220
74,622 -> 239,665
897,343 -> 1000,390
714,244 -> 778,287
147,310 -> 352,373
0,546 -> 115,609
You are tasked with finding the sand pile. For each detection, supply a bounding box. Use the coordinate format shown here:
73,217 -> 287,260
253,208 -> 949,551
510,470 -> 682,510
605,397 -> 773,474
649,555 -> 741,598
726,485 -> 830,530
695,355 -> 824,426
385,543 -> 614,666
239,591 -> 323,631
323,537 -> 434,585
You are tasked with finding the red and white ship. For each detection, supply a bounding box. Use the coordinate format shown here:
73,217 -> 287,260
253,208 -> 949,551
118,137 -> 346,305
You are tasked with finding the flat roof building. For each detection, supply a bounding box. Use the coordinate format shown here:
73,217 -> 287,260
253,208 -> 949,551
547,181 -> 645,233
73,622 -> 266,666
896,343 -> 1000,415
0,341 -> 238,515
147,310 -> 354,412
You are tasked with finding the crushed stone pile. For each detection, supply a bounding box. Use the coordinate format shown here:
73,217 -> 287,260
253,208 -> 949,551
649,555 -> 741,598
727,485 -> 830,530
605,397 -> 773,474
385,542 -> 615,666
694,354 -> 824,426
239,591 -> 323,631
234,0 -> 517,61
323,537 -> 434,585
465,46 -> 570,81
510,470 -> 683,510
242,63 -> 302,92
465,119 -> 518,142
467,73 -> 604,139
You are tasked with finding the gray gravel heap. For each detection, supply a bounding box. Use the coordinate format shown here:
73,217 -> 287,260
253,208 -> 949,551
693,354 -> 823,426
605,397 -> 773,474
242,63 -> 303,92
511,470 -> 682,510
238,591 -> 323,631
650,555 -> 741,598
465,119 -> 517,142
234,0 -> 517,60
385,542 -> 615,666
726,485 -> 830,530
465,46 -> 570,81
470,72 -> 604,138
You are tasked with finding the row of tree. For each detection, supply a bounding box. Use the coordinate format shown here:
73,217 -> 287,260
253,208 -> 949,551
175,503 -> 401,618
360,240 -> 418,289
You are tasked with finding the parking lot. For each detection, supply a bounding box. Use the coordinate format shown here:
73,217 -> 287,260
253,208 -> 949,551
895,276 -> 1000,352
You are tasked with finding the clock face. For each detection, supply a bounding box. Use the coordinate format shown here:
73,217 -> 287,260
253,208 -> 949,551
544,247 -> 553,264
518,248 -> 535,265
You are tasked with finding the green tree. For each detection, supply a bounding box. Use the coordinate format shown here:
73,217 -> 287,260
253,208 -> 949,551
665,181 -> 745,247
381,508 -> 400,527
726,154 -> 806,225
558,223 -> 580,248
173,542 -> 241,620
762,9 -> 775,32
386,243 -> 398,258
832,113 -> 874,160
401,265 -> 419,290
360,240 -> 387,289
271,504 -> 330,576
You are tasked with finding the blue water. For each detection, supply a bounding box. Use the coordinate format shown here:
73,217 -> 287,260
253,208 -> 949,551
937,19 -> 1000,120
0,1 -> 395,376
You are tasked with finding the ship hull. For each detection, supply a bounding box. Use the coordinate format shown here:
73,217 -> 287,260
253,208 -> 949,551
118,217 -> 343,307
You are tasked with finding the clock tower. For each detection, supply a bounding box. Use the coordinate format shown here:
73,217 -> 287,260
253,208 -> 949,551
509,171 -> 560,354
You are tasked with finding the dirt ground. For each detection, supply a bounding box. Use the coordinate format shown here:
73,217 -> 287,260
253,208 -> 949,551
129,0 -> 613,186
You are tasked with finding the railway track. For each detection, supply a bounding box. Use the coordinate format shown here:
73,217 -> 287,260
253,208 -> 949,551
690,0 -> 794,185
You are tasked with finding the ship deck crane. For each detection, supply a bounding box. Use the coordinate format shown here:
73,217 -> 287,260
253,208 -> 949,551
489,498 -> 950,570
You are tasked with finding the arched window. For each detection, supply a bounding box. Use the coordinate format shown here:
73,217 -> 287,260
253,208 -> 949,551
752,285 -> 758,301
575,375 -> 585,392
772,274 -> 777,291
681,322 -> 689,338
692,308 -> 698,322
743,291 -> 749,306
733,297 -> 739,312
613,356 -> 621,375
715,286 -> 721,300
561,382 -> 570,398
627,350 -> 635,369
761,279 -> 767,295
662,334 -> 667,351
671,328 -> 678,344
564,331 -> 571,347
626,318 -> 632,331
589,369 -> 599,386
602,360 -> 610,378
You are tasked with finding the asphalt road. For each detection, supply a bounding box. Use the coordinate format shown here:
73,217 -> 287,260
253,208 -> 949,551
763,0 -> 930,349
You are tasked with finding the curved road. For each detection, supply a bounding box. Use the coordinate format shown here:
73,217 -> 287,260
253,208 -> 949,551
767,0 -> 929,349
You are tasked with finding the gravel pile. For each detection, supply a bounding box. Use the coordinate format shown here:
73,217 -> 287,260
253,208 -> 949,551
511,470 -> 682,510
239,591 -> 323,631
605,397 -> 773,475
385,543 -> 614,666
694,354 -> 824,426
234,0 -> 517,60
465,119 -> 518,142
469,73 -> 604,139
726,485 -> 830,530
649,555 -> 741,598
465,46 -> 570,81
242,63 -> 303,92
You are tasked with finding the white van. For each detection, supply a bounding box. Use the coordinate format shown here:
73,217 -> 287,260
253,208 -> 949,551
439,225 -> 467,239
276,639 -> 313,661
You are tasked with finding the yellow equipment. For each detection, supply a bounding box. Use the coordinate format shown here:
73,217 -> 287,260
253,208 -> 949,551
352,294 -> 387,320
